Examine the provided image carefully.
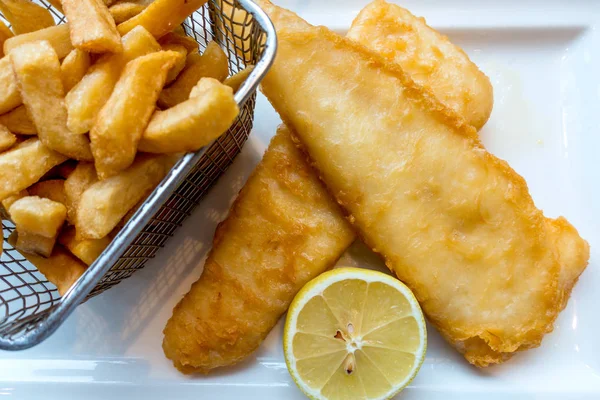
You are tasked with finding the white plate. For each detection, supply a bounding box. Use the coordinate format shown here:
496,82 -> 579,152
1,0 -> 600,398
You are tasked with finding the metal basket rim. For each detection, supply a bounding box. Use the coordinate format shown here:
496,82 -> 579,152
0,0 -> 277,351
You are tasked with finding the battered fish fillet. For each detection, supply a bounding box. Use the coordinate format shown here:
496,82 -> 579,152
162,2 -> 495,372
259,4 -> 589,366
163,1 -> 587,372
162,126 -> 355,373
348,0 -> 493,130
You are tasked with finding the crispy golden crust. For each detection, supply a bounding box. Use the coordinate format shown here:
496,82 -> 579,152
547,217 -> 590,310
162,126 -> 355,373
448,216 -> 591,366
259,1 -> 588,366
347,0 -> 493,130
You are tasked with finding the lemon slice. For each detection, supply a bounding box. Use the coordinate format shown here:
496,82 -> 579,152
283,267 -> 427,400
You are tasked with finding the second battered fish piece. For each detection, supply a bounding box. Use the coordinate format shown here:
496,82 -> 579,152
347,0 -> 493,130
260,13 -> 586,366
162,127 -> 355,373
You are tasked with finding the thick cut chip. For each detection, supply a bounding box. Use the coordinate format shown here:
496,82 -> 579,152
46,0 -> 118,11
91,50 -> 182,179
64,162 -> 97,224
258,0 -> 588,367
9,196 -> 67,238
15,230 -> 57,258
0,20 -> 13,58
347,0 -> 493,130
0,56 -> 21,115
46,0 -> 63,13
223,65 -> 254,93
1,188 -> 27,212
76,154 -> 172,239
158,41 -> 228,108
117,0 -> 208,39
60,49 -> 91,92
139,78 -> 238,153
28,179 -> 67,206
58,226 -> 110,265
158,31 -> 198,53
0,0 -> 55,35
66,25 -> 161,134
109,2 -> 147,24
0,138 -> 66,201
3,24 -> 73,59
13,181 -> 66,257
0,105 -> 36,135
162,43 -> 187,84
8,232 -> 86,296
10,40 -> 93,160
0,123 -> 16,151
214,0 -> 255,63
62,0 -> 122,53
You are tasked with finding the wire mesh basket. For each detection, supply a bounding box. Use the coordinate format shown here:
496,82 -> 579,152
0,0 -> 276,350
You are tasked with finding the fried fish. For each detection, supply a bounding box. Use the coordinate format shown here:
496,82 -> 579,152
347,0 -> 493,130
162,126 -> 355,373
258,2 -> 588,366
163,0 -> 588,372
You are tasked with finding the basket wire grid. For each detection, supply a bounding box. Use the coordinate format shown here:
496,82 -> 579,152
0,0 -> 276,349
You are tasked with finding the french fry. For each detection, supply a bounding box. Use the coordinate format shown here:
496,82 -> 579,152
60,49 -> 91,92
0,20 -> 13,58
58,226 -> 110,265
3,24 -> 73,58
1,188 -> 26,210
0,123 -> 16,152
0,57 -> 22,115
113,187 -> 152,230
10,40 -> 93,160
66,26 -> 161,134
117,0 -> 208,39
62,0 -> 122,54
8,232 -> 86,296
76,154 -> 171,239
0,0 -> 55,35
162,43 -> 187,84
46,0 -> 118,11
46,0 -> 63,13
64,162 -> 97,225
158,31 -> 198,53
172,25 -> 185,36
139,78 -> 238,153
0,188 -> 26,219
0,105 -> 36,135
214,0 -> 255,63
223,65 -> 254,93
14,230 -> 57,258
9,196 -> 67,238
91,50 -> 183,179
0,138 -> 67,201
28,179 -> 67,207
109,2 -> 147,24
158,41 -> 228,108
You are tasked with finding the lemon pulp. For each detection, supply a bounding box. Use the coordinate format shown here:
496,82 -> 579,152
284,268 -> 427,400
